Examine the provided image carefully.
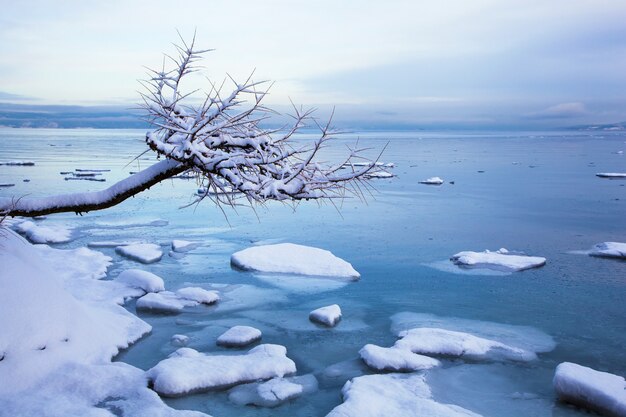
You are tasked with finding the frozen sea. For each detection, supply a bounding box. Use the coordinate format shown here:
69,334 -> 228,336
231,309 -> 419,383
1,127 -> 625,417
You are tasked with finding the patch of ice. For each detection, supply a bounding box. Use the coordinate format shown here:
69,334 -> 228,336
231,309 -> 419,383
589,242 -> 626,259
88,240 -> 144,248
117,269 -> 165,293
255,273 -> 349,294
554,362 -> 626,417
231,243 -> 360,279
13,220 -> 73,244
450,249 -> 546,272
116,243 -> 163,264
359,344 -> 440,372
146,344 -> 297,396
420,176 -> 444,185
326,373 -> 482,417
217,326 -> 262,347
228,374 -> 317,408
95,218 -> 169,228
309,304 -> 342,327
176,287 -> 220,305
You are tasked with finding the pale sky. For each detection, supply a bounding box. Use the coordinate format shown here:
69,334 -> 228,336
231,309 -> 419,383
1,0 -> 626,128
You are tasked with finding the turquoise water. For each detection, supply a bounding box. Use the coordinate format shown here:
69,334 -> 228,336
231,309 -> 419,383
1,128 -> 624,417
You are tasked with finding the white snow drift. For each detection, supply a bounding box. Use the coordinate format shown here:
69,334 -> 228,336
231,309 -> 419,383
13,220 -> 73,244
450,248 -> 546,272
231,243 -> 360,279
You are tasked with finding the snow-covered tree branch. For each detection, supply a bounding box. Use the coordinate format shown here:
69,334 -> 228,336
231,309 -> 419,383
0,36 -> 381,218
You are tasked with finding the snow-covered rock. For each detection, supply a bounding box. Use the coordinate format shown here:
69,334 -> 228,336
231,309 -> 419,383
171,240 -> 200,252
394,328 -> 536,362
117,269 -> 165,293
309,304 -> 342,327
217,326 -> 262,347
589,242 -> 626,259
171,334 -> 190,347
596,172 -> 626,178
176,287 -> 220,305
13,220 -> 73,244
450,248 -> 546,272
146,344 -> 297,396
554,362 -> 626,417
135,292 -> 198,313
326,373 -> 482,417
231,243 -> 360,279
359,344 -> 440,372
116,243 -> 163,264
228,374 -> 317,408
419,176 -> 444,185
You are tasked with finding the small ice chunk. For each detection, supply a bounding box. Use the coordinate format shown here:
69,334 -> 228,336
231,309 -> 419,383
146,344 -> 297,396
176,287 -> 220,305
116,243 -> 163,264
171,240 -> 200,252
596,172 -> 626,178
394,328 -> 537,362
419,176 -> 444,185
589,242 -> 626,259
359,344 -> 440,372
309,304 -> 342,327
13,220 -> 73,244
450,249 -> 546,272
365,171 -> 394,179
135,292 -> 197,313
231,243 -> 360,279
554,362 -> 626,417
170,334 -> 190,347
326,373 -> 482,417
217,326 -> 262,347
116,269 -> 165,293
228,374 -> 317,408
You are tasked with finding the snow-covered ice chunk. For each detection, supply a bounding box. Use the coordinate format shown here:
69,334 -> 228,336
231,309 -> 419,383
359,344 -> 440,372
450,248 -> 546,272
232,243 -> 360,279
13,220 -> 73,244
419,176 -> 444,185
309,304 -> 342,327
146,344 -> 297,396
171,334 -> 190,347
171,239 -> 200,252
394,328 -> 537,362
228,374 -> 317,407
365,171 -> 394,179
596,172 -> 626,178
117,269 -> 165,293
176,287 -> 220,304
217,325 -> 262,347
135,292 -> 198,313
554,362 -> 626,417
116,243 -> 163,264
326,373 -> 482,417
589,242 -> 626,259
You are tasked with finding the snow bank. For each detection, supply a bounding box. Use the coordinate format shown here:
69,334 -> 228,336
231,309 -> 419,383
326,373 -> 482,417
359,344 -> 440,372
217,326 -> 262,347
117,269 -> 165,293
395,328 -> 536,362
176,287 -> 220,304
231,243 -> 360,279
419,177 -> 444,185
450,248 -> 546,272
146,344 -> 297,396
589,242 -> 626,259
309,304 -> 342,327
116,243 -> 163,263
13,220 -> 73,244
228,374 -> 317,408
554,362 -> 626,417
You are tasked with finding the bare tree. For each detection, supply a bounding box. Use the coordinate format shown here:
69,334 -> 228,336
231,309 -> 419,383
0,36 -> 382,218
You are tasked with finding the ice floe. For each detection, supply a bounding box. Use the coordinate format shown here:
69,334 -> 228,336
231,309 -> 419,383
228,374 -> 318,407
450,248 -> 546,272
596,172 -> 626,178
309,304 -> 342,327
13,220 -> 73,244
359,344 -> 440,372
231,243 -> 360,279
589,242 -> 626,259
146,344 -> 297,396
116,243 -> 163,263
171,239 -> 200,252
420,176 -> 444,185
116,269 -> 165,293
217,326 -> 262,347
364,171 -> 394,179
135,292 -> 199,313
554,362 -> 626,417
326,373 -> 481,417
0,160 -> 35,166
176,287 -> 220,305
